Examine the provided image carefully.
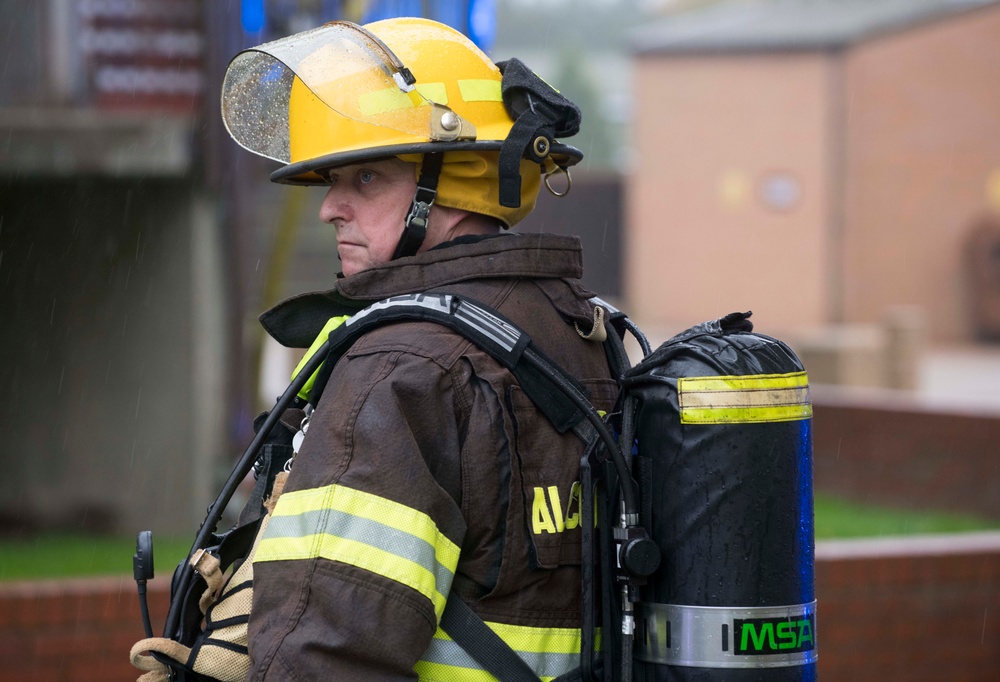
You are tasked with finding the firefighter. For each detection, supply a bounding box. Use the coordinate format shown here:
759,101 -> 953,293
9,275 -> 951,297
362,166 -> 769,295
222,17 -> 616,680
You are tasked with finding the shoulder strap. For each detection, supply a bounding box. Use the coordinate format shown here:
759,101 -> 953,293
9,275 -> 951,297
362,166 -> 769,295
307,291 -> 638,513
310,293 -> 592,436
309,294 -> 635,499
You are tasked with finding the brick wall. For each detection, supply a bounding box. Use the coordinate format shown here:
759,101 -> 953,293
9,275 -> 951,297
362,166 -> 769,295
812,388 -> 1000,520
0,577 -> 169,682
2,534 -> 998,682
816,533 -> 1000,681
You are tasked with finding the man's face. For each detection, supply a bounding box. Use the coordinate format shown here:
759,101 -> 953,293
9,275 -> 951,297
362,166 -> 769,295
319,158 -> 417,277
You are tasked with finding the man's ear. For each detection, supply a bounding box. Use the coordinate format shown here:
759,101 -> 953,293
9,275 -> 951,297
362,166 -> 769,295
423,204 -> 475,249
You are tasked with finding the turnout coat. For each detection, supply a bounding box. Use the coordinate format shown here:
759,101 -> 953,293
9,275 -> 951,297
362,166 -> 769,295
246,233 -> 617,681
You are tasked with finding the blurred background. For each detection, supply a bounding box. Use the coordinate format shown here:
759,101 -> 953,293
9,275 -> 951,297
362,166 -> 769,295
0,0 -> 998,680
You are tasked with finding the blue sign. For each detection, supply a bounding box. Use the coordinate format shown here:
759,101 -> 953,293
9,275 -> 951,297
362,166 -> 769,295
358,0 -> 496,51
467,0 -> 496,52
241,0 -> 266,33
362,0 -> 425,23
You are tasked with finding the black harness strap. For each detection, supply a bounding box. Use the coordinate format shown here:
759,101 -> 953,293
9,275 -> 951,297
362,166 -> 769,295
307,292 -> 638,511
392,152 -> 444,260
308,293 -> 588,435
440,596 -> 542,682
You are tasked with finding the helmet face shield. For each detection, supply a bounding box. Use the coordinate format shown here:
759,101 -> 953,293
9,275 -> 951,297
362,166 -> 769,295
221,50 -> 296,162
222,21 -> 438,163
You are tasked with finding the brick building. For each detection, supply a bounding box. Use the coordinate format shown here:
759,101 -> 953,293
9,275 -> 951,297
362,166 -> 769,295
627,0 -> 1000,342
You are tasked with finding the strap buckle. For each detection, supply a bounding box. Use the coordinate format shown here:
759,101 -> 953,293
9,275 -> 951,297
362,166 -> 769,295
405,195 -> 435,231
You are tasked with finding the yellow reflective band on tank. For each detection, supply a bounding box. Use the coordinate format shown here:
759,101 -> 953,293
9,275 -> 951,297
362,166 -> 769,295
292,315 -> 351,400
678,371 -> 812,424
414,621 -> 597,682
457,79 -> 502,102
255,484 -> 461,618
357,82 -> 447,115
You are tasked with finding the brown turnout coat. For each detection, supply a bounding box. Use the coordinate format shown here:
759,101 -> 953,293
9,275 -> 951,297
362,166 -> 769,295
246,233 -> 617,680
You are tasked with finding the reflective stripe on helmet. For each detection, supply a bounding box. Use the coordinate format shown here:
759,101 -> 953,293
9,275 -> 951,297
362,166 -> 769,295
358,82 -> 450,115
457,79 -> 502,103
255,484 -> 460,618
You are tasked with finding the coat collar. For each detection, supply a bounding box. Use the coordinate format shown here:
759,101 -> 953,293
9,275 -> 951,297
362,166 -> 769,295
260,233 -> 585,348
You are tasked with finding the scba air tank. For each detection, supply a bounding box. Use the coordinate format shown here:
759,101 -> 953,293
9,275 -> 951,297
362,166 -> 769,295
624,312 -> 817,681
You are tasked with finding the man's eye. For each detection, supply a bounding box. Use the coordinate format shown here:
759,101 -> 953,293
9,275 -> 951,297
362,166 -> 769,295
359,170 -> 375,184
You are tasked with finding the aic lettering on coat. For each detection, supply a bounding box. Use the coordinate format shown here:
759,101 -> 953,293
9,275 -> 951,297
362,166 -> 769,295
531,482 -> 589,535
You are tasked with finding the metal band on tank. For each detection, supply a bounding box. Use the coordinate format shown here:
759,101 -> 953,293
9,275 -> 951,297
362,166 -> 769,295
634,601 -> 818,669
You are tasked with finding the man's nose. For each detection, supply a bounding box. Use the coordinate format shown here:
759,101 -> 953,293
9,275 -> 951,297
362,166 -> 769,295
319,185 -> 352,224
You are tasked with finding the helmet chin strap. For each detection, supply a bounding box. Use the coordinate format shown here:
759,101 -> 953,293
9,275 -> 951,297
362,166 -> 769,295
392,152 -> 445,260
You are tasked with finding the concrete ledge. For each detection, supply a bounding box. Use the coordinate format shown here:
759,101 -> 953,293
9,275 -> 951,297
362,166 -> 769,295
813,382 -> 1000,418
0,574 -> 136,597
816,530 -> 1000,559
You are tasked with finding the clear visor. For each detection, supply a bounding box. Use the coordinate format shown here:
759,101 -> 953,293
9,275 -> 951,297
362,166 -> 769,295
221,21 -> 435,163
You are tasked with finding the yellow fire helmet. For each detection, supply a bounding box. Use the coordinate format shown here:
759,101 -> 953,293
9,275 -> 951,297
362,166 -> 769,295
221,17 -> 583,257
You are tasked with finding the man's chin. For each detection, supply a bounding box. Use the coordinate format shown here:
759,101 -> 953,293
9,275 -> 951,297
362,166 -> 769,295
337,247 -> 364,277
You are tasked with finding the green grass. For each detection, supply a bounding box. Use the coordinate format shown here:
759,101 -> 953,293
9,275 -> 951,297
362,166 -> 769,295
0,532 -> 192,582
813,493 -> 999,539
1,496 -> 998,581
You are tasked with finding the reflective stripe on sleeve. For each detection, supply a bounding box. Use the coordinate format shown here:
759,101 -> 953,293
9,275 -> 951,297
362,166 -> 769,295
414,622 -> 589,682
255,484 -> 461,618
678,371 -> 812,424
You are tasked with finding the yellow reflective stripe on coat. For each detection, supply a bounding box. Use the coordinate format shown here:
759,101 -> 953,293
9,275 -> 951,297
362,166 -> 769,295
414,621 -> 588,682
255,484 -> 461,617
678,371 -> 812,424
